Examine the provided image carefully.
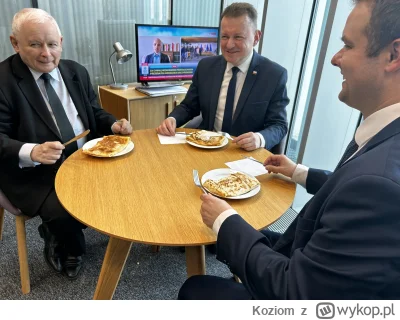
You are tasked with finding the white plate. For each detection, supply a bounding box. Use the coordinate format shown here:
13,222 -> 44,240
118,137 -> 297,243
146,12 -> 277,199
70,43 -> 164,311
186,132 -> 228,149
201,168 -> 261,199
82,137 -> 134,157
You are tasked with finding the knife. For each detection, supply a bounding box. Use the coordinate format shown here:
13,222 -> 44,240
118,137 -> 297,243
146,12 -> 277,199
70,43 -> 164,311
63,129 -> 90,146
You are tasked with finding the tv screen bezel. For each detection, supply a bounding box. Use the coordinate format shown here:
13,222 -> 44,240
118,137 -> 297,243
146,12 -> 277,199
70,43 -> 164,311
134,23 -> 220,83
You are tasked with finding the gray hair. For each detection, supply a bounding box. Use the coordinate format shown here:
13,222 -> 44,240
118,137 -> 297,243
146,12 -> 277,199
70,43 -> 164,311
12,8 -> 61,37
221,2 -> 258,29
353,0 -> 400,57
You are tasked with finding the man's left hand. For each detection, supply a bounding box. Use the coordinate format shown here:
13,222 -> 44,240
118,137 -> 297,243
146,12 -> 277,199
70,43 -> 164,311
233,132 -> 260,151
200,193 -> 232,228
112,118 -> 132,135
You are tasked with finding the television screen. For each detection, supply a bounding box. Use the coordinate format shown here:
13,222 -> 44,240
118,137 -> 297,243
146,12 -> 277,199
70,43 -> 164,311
135,24 -> 219,83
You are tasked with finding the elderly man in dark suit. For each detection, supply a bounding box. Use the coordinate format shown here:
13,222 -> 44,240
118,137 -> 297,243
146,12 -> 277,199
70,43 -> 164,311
157,3 -> 289,152
0,8 -> 132,279
179,0 -> 400,299
144,38 -> 170,64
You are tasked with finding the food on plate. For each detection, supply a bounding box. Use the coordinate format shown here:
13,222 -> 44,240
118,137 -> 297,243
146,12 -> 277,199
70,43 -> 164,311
186,130 -> 225,146
203,171 -> 260,197
83,135 -> 131,157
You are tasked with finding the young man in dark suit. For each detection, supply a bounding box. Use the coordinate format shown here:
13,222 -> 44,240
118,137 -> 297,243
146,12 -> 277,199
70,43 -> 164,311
0,8 -> 132,279
179,0 -> 400,299
157,3 -> 289,152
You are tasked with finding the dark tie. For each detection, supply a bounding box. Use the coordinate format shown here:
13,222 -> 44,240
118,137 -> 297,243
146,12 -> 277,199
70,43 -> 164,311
334,138 -> 359,171
221,66 -> 240,133
40,73 -> 77,157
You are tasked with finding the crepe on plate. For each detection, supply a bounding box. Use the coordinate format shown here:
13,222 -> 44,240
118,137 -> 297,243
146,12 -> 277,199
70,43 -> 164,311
83,135 -> 131,157
186,130 -> 225,146
203,172 -> 260,197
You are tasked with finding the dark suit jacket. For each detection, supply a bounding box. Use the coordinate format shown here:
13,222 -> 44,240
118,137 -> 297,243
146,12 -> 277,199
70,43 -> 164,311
144,52 -> 170,63
0,54 -> 116,215
169,51 -> 289,150
217,117 -> 400,299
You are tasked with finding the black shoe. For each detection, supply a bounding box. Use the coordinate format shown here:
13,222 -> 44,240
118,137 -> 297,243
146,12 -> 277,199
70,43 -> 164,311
63,255 -> 83,280
38,224 -> 63,273
206,244 -> 217,255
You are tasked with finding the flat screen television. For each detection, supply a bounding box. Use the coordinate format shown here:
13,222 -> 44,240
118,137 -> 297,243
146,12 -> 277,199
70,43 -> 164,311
135,24 -> 219,84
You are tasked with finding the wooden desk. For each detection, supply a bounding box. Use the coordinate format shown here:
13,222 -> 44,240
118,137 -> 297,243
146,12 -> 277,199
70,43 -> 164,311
99,84 -> 189,130
55,129 -> 295,299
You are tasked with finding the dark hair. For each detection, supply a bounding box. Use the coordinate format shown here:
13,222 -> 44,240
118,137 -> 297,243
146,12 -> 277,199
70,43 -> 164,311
221,2 -> 258,28
354,0 -> 400,57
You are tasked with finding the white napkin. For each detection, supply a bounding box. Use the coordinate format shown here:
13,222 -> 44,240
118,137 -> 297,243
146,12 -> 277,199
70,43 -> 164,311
225,158 -> 268,176
157,134 -> 187,145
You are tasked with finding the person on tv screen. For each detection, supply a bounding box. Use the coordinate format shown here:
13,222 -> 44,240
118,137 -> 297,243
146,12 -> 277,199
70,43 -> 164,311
144,38 -> 170,63
0,8 -> 132,280
178,0 -> 400,299
156,2 -> 289,152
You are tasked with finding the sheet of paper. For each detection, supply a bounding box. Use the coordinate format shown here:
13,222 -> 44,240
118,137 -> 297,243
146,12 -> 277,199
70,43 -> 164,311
225,158 -> 268,176
157,134 -> 187,144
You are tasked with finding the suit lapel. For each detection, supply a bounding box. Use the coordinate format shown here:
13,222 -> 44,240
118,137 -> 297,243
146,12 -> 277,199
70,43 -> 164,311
208,57 -> 226,129
58,61 -> 89,129
341,116 -> 400,167
233,51 -> 259,122
12,55 -> 61,139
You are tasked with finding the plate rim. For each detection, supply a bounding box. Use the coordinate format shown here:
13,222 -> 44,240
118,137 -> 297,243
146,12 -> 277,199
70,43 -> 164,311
82,137 -> 134,158
201,168 -> 261,199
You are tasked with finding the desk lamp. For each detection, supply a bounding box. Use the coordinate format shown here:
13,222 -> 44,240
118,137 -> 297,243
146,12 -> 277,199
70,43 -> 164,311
109,42 -> 132,90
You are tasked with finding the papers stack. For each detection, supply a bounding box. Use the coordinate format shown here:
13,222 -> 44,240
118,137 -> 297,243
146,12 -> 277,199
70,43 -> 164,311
135,85 -> 188,97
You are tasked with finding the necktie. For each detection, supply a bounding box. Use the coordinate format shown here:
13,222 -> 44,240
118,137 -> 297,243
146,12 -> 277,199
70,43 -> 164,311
40,73 -> 77,157
221,67 -> 240,133
334,138 -> 359,171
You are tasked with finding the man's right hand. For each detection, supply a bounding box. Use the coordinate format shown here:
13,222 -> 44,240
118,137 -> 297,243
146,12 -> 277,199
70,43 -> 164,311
264,154 -> 297,178
156,117 -> 177,136
31,141 -> 65,164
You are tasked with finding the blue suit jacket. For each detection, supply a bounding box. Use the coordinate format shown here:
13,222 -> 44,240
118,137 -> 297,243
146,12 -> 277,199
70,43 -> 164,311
144,52 -> 170,63
168,51 -> 289,150
217,117 -> 400,299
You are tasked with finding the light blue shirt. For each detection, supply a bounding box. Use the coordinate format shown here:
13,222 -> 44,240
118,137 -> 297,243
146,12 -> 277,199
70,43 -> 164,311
153,53 -> 160,64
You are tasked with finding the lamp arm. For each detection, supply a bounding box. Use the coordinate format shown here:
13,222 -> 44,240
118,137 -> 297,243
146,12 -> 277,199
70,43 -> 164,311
109,51 -> 117,85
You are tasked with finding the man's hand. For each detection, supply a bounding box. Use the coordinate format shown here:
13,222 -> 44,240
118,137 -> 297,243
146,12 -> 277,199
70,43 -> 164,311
233,132 -> 260,151
200,193 -> 232,229
31,141 -> 65,164
156,118 -> 177,136
264,154 -> 297,178
112,119 -> 132,135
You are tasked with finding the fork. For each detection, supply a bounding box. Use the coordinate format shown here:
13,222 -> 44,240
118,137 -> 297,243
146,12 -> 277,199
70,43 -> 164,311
193,169 -> 208,194
217,131 -> 234,140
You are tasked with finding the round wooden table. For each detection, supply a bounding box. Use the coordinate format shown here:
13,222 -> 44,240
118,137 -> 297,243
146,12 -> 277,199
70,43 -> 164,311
55,129 -> 295,299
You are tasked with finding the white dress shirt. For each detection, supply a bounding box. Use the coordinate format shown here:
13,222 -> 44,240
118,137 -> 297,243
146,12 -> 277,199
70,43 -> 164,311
212,102 -> 400,234
19,67 -> 86,167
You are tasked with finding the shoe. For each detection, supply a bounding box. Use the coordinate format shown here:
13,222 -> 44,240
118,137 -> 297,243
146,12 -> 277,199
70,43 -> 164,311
206,244 -> 217,255
63,255 -> 83,280
38,224 -> 63,273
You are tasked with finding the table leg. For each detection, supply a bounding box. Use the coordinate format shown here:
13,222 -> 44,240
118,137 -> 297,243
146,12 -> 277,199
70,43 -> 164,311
185,245 -> 206,277
93,236 -> 132,300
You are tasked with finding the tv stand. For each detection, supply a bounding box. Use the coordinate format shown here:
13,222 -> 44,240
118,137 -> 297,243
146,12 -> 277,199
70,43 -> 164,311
99,83 -> 190,130
140,81 -> 149,87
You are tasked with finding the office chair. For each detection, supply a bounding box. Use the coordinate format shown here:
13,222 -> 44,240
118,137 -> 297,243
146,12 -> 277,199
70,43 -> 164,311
0,189 -> 31,294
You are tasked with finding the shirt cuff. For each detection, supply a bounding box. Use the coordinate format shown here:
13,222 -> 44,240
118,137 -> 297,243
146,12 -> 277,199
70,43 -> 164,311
212,208 -> 238,235
19,143 -> 40,168
291,164 -> 309,188
255,132 -> 265,148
